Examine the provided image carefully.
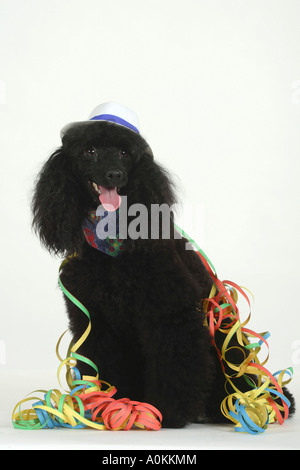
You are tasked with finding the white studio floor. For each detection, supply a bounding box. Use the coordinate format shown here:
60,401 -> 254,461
1,369 -> 299,451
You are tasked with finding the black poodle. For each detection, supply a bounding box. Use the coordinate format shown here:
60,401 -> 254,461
32,114 -> 295,428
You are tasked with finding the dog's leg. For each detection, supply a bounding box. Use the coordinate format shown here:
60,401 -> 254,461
136,309 -> 216,428
131,246 -> 216,428
59,254 -> 146,400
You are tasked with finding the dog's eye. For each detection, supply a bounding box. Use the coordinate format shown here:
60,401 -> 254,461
119,149 -> 128,158
84,147 -> 96,157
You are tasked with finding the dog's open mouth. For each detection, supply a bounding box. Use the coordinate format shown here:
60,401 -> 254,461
89,181 -> 122,212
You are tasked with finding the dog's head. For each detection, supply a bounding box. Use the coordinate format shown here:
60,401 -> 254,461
62,122 -> 154,210
32,122 -> 176,256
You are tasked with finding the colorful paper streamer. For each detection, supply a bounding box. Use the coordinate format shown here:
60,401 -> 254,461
12,226 -> 293,433
175,224 -> 293,434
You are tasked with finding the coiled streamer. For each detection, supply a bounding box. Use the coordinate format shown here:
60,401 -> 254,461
176,225 -> 293,434
12,228 -> 293,433
12,269 -> 162,431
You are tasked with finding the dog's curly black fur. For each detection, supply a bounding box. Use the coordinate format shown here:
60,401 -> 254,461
32,121 -> 295,427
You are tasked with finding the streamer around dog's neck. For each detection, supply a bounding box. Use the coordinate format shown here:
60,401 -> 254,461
83,209 -> 124,257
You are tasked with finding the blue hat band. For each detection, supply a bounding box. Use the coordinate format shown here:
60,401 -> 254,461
89,114 -> 140,134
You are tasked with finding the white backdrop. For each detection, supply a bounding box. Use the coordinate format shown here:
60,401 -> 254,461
1,0 -> 299,399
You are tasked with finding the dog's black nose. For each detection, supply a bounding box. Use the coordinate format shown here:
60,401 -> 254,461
105,170 -> 124,184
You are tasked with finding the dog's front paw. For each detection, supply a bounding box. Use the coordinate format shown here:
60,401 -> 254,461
161,416 -> 187,429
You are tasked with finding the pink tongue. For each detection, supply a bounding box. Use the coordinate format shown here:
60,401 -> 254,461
99,186 -> 122,212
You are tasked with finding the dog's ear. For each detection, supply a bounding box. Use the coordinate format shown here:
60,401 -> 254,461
32,147 -> 87,256
124,155 -> 178,252
128,153 -> 177,209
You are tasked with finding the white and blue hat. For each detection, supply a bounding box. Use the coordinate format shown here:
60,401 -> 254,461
61,102 -> 140,138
